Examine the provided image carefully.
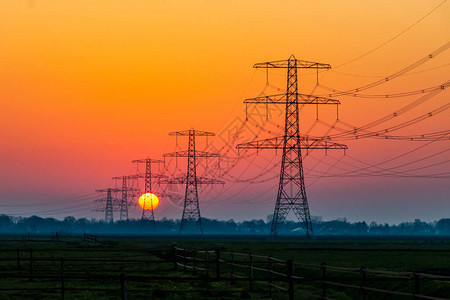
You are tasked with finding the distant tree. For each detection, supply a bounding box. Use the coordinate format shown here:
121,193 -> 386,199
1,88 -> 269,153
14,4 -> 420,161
0,215 -> 12,232
413,219 -> 434,235
75,218 -> 90,232
436,219 -> 450,235
20,216 -> 44,233
226,219 -> 237,233
353,221 -> 368,235
63,216 -> 76,232
2,214 -> 448,236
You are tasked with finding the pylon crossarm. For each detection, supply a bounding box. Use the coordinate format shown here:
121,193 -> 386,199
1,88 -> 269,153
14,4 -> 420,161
163,150 -> 220,158
237,136 -> 348,150
244,93 -> 340,105
96,188 -> 121,193
197,177 -> 225,185
94,198 -> 121,205
131,158 -> 164,164
125,173 -> 167,179
160,176 -> 224,185
237,136 -> 284,149
306,139 -> 348,150
159,177 -> 186,184
254,58 -> 331,69
169,130 -> 215,136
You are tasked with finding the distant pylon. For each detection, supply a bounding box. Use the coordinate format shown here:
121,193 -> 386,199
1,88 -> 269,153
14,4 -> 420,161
120,176 -> 128,220
111,176 -> 140,221
94,188 -> 122,222
161,129 -> 224,235
106,188 -> 113,223
237,55 -> 348,238
131,158 -> 165,223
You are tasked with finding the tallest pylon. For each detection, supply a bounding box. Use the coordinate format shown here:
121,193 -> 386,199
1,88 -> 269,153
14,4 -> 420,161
272,56 -> 311,237
237,55 -> 348,237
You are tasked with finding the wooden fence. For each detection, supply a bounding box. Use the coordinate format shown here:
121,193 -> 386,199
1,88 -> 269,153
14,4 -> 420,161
0,246 -> 448,299
82,233 -> 97,245
171,246 -> 450,300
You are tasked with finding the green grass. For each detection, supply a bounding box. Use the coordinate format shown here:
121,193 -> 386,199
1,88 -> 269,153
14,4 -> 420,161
0,235 -> 448,299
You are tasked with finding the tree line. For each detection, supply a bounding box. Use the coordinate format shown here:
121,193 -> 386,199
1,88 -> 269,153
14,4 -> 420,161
0,214 -> 449,235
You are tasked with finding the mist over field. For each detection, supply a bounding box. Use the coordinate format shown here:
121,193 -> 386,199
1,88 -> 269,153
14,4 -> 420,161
1,214 -> 450,236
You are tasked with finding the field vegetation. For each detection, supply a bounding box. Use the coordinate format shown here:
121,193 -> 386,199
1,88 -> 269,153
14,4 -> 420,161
0,235 -> 448,299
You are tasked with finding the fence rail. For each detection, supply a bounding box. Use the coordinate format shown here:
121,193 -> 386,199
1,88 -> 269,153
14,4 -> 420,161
0,245 -> 448,299
171,245 -> 450,300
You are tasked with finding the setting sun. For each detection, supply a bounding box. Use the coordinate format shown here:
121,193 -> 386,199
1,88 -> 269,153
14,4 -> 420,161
138,193 -> 160,211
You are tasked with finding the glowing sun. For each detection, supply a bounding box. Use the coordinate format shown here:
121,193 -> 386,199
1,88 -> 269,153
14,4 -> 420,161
138,193 -> 160,210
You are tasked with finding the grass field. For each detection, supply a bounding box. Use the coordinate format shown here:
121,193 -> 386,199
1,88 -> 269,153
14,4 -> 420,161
0,235 -> 449,299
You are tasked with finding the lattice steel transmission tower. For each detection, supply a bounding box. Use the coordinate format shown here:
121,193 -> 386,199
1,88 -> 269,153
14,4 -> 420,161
105,188 -> 114,223
237,55 -> 347,238
112,176 -> 139,221
161,129 -> 224,234
94,188 -> 122,222
131,158 -> 165,222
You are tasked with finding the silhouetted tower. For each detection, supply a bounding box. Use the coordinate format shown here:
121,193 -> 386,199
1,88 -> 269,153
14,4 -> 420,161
161,129 -> 224,234
106,188 -> 113,222
237,55 -> 347,238
120,176 -> 128,220
111,176 -> 140,221
131,158 -> 165,222
95,188 -> 122,222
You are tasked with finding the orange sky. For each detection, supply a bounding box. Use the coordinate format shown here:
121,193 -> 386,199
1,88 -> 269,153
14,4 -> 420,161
0,0 -> 449,223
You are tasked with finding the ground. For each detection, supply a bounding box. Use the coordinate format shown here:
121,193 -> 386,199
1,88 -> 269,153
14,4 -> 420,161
0,235 -> 448,299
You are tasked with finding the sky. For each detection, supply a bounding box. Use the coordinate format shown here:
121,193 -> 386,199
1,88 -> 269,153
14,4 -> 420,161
0,0 -> 449,224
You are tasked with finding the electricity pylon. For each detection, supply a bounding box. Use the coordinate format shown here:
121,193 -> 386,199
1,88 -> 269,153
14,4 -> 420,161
237,55 -> 348,238
131,158 -> 165,222
160,129 -> 224,235
111,176 -> 140,221
94,188 -> 122,222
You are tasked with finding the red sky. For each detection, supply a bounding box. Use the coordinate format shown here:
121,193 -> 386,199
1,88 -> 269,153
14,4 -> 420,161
0,0 -> 449,223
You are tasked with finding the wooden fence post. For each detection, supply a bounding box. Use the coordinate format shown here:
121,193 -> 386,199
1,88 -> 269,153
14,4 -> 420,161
287,259 -> 294,300
172,245 -> 178,270
321,262 -> 326,299
215,249 -> 221,279
249,253 -> 253,291
17,249 -> 20,271
230,252 -> 235,283
206,251 -> 210,278
120,272 -> 127,300
414,273 -> 420,299
29,248 -> 33,281
183,248 -> 187,273
361,266 -> 366,300
268,255 -> 273,297
193,248 -> 197,273
61,257 -> 65,300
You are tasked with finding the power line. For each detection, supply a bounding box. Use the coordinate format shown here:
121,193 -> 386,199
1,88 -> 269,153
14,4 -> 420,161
335,0 -> 448,68
318,41 -> 450,97
0,193 -> 98,207
329,63 -> 450,78
7,201 -> 95,216
318,82 -> 449,98
307,136 -> 449,178
314,91 -> 450,141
